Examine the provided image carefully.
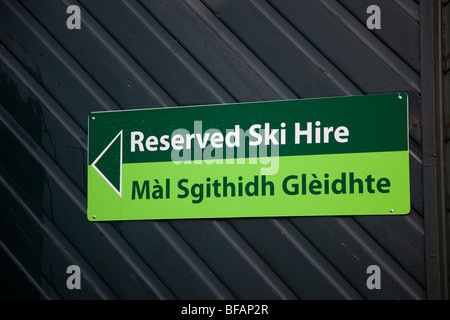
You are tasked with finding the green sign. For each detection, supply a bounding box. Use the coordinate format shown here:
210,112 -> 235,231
87,93 -> 410,221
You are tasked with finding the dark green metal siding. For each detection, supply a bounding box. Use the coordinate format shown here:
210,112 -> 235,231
0,0 -> 444,300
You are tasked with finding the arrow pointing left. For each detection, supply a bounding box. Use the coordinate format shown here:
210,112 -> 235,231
91,130 -> 123,197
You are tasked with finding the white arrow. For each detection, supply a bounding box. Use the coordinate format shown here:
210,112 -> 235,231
91,130 -> 123,197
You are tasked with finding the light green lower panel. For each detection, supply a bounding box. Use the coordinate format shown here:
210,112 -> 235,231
87,151 -> 410,221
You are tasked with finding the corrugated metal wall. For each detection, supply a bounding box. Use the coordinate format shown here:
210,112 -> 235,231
0,0 -> 445,300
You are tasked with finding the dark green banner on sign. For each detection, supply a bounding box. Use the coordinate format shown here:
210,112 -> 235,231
87,93 -> 410,221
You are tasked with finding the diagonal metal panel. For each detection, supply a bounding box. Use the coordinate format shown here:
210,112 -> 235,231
0,0 -> 438,300
338,0 -> 420,72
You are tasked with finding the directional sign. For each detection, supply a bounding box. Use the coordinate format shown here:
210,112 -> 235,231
87,93 -> 410,221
